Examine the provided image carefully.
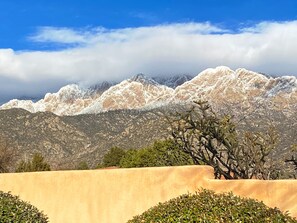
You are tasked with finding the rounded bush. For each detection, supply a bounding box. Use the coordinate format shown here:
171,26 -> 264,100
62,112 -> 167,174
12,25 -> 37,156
0,191 -> 48,222
128,189 -> 297,223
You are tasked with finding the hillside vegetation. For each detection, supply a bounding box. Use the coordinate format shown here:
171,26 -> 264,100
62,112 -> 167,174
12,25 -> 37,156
0,102 -> 296,177
98,139 -> 193,168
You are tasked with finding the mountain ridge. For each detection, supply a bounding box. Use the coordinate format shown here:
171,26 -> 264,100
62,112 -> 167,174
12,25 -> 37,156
1,66 -> 296,116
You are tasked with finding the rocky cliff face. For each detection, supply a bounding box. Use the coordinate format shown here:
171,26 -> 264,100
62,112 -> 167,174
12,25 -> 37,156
1,67 -> 296,116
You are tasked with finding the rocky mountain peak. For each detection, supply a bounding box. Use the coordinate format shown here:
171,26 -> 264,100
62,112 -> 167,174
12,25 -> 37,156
198,66 -> 233,77
80,74 -> 174,114
87,81 -> 114,96
44,84 -> 86,103
153,74 -> 193,89
173,67 -> 297,109
129,73 -> 159,86
1,67 -> 297,115
265,75 -> 297,97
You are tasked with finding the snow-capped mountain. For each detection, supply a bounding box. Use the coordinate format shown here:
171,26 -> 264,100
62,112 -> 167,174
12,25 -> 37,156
174,66 -> 297,109
1,67 -> 297,115
175,66 -> 267,102
152,74 -> 193,89
1,84 -> 92,115
86,81 -> 115,97
80,74 -> 174,114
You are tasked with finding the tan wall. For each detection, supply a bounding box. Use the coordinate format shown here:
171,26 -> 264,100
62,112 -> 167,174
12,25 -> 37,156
0,166 -> 296,222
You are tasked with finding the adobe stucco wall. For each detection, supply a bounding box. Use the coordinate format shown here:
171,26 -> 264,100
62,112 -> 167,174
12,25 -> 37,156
0,166 -> 296,222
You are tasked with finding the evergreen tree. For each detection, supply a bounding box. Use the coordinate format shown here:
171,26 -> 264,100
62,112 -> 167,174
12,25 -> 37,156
16,153 -> 50,172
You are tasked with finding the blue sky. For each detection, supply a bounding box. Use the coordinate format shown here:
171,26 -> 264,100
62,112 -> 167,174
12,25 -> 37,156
1,0 -> 297,50
0,0 -> 297,102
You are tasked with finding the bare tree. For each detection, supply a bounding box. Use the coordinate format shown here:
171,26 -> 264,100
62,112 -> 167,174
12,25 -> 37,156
0,137 -> 14,173
169,101 -> 279,179
286,145 -> 297,177
286,156 -> 297,170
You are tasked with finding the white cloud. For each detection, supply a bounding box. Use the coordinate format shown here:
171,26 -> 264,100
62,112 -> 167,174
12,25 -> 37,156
29,26 -> 91,44
1,21 -> 297,101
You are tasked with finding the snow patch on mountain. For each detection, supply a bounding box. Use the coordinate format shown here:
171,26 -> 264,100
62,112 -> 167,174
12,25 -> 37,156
265,76 -> 297,97
80,74 -> 174,114
1,66 -> 297,115
1,99 -> 36,113
1,84 -> 100,115
153,74 -> 193,89
174,66 -> 270,103
87,81 -> 116,96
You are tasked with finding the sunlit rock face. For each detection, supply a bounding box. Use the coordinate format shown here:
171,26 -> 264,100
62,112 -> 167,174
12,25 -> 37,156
175,66 -> 266,103
0,83 -> 113,116
173,66 -> 297,110
1,67 -> 297,115
80,74 -> 174,114
1,84 -> 94,115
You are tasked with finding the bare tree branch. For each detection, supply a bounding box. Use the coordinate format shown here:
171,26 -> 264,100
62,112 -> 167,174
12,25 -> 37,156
168,101 -> 279,180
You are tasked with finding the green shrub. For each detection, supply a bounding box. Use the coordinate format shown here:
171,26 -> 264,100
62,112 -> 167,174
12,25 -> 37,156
0,191 -> 48,222
128,189 -> 297,223
98,140 -> 193,169
15,153 -> 50,172
119,148 -> 154,168
100,147 -> 126,167
120,139 -> 193,168
76,161 -> 89,170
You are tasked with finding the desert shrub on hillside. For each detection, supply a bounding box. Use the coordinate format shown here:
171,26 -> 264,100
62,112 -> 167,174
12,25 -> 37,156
76,161 -> 90,170
15,153 -> 51,172
127,189 -> 297,223
120,139 -> 193,168
0,191 -> 48,222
